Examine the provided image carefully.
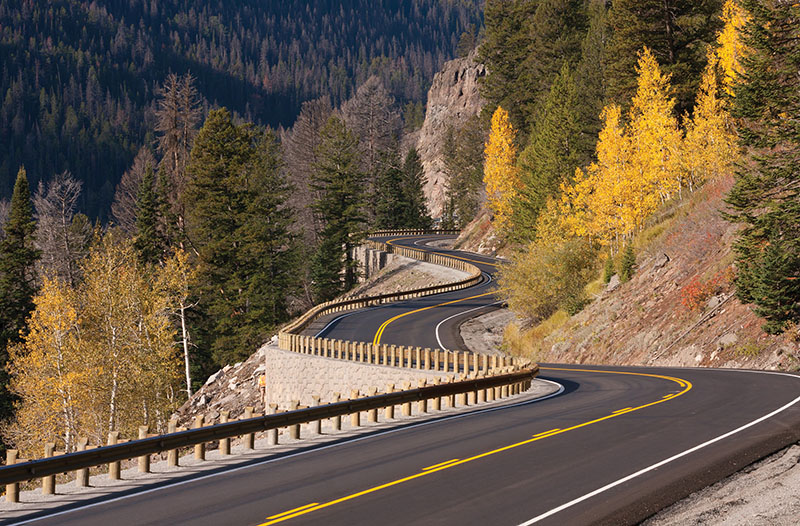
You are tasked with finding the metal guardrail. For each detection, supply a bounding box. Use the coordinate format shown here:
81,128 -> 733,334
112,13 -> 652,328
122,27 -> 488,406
0,369 -> 537,486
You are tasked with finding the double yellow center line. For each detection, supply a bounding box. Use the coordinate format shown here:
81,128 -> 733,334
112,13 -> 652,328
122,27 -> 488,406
258,367 -> 693,525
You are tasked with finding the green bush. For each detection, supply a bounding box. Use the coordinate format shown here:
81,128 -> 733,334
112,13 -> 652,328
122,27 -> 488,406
603,253 -> 615,283
620,244 -> 637,282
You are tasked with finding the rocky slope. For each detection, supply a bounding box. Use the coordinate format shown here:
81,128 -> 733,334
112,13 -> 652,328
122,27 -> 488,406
517,175 -> 799,370
415,50 -> 486,219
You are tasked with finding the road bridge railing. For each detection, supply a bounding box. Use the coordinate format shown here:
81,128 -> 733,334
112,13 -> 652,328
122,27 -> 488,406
0,368 -> 536,492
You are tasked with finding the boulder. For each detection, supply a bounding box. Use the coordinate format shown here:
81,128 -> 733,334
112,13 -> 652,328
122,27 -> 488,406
606,274 -> 621,292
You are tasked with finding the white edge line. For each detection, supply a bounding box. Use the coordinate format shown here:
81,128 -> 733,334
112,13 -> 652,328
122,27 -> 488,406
14,381 -> 565,525
516,370 -> 800,525
435,294 -> 502,351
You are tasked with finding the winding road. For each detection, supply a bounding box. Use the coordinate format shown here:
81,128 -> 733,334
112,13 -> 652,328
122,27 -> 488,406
8,234 -> 800,526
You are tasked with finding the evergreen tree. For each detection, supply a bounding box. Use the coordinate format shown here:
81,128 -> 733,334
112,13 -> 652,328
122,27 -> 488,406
374,150 -> 406,229
311,116 -> 366,302
0,168 -> 40,424
478,0 -> 539,133
606,0 -> 724,115
575,0 -> 612,150
184,108 -> 255,369
514,64 -> 584,242
603,252 -> 616,284
619,244 -> 637,282
725,1 -> 800,334
400,148 -> 433,230
133,166 -> 165,266
441,116 -> 486,228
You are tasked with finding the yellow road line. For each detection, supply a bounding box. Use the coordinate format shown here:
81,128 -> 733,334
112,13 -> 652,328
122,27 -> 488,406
612,407 -> 633,414
258,367 -> 693,525
372,291 -> 497,346
532,428 -> 561,437
422,459 -> 460,471
265,503 -> 319,520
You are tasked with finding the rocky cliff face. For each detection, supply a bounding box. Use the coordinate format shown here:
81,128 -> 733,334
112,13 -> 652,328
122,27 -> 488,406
416,51 -> 486,219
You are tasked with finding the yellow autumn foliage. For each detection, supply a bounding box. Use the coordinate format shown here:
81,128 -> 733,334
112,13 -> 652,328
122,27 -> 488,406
716,0 -> 750,96
4,234 -> 183,456
484,106 -> 520,232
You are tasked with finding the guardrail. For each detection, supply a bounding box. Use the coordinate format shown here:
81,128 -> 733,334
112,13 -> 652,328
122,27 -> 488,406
0,369 -> 536,490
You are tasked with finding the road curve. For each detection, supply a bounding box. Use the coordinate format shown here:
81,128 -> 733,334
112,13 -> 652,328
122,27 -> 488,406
8,235 -> 800,526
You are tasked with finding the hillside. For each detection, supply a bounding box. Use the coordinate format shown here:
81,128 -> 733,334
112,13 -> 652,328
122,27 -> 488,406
0,0 -> 482,218
495,174 -> 798,370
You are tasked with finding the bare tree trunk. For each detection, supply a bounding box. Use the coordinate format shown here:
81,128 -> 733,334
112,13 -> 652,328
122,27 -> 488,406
180,301 -> 192,397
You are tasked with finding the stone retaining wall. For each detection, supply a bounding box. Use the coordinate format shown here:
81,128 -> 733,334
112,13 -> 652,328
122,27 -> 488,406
264,345 -> 446,409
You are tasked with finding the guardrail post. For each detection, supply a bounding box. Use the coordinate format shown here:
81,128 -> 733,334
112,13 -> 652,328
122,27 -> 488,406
332,394 -> 342,431
390,345 -> 396,366
312,396 -> 322,434
76,437 -> 90,486
5,450 -> 19,502
473,353 -> 480,374
167,418 -> 179,467
350,390 -> 361,427
502,384 -> 510,398
478,381 -> 487,403
368,388 -> 378,423
423,348 -> 431,369
193,416 -> 205,460
432,378 -> 442,411
402,382 -> 412,416
446,376 -> 456,407
268,404 -> 279,445
385,384 -> 395,420
290,401 -> 301,439
415,347 -> 422,369
381,344 -> 388,365
482,354 -> 489,373
243,407 -> 255,450
417,380 -> 428,413
219,411 -> 231,455
457,387 -> 467,408
433,349 -> 440,371
138,426 -> 150,472
108,431 -> 120,479
42,442 -> 56,494
462,351 -> 470,374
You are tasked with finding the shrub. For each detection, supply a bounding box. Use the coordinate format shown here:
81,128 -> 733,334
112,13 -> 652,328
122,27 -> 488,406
500,237 -> 598,323
603,253 -> 615,283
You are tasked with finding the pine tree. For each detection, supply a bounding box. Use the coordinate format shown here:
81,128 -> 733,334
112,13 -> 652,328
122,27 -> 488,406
0,167 -> 40,423
133,165 -> 165,266
619,243 -> 637,282
603,252 -> 616,283
725,1 -> 800,334
374,149 -> 406,229
311,116 -> 366,302
575,0 -> 612,150
400,148 -> 432,230
514,64 -> 583,242
441,116 -> 486,228
484,106 -> 520,233
606,0 -> 724,115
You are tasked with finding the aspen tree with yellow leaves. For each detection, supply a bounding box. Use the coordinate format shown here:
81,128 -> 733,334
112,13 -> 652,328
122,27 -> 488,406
683,53 -> 739,190
716,0 -> 750,96
484,106 -> 520,232
3,234 -> 182,456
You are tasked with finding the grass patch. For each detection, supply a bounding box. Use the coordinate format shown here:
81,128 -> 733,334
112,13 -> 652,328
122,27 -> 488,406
503,310 -> 570,360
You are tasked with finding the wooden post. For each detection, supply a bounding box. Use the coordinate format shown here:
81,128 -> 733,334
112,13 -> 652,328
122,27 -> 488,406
42,442 -> 55,494
193,415 -> 205,460
76,438 -> 90,487
385,384 -> 395,420
423,348 -> 431,370
417,379 -> 427,413
138,426 -> 150,472
332,394 -> 342,431
312,395 -> 322,434
368,388 -> 379,423
350,390 -> 361,427
402,382 -> 412,416
268,404 -> 279,445
5,450 -> 19,502
219,411 -> 230,455
243,406 -> 255,450
108,431 -> 120,480
167,418 -> 178,467
290,401 -> 300,439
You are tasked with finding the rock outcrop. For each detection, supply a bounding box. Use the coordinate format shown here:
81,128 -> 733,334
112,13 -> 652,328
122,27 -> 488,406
415,51 -> 486,219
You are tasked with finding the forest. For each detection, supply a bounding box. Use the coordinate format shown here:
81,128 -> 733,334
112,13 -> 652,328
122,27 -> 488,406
0,0 -> 482,218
